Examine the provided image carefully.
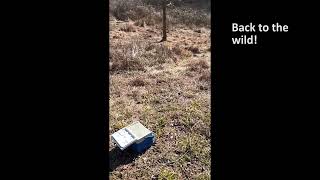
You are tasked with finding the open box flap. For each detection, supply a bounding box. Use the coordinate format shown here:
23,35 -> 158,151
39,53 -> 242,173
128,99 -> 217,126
111,128 -> 136,150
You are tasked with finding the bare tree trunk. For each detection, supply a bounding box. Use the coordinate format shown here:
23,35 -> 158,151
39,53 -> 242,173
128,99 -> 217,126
161,1 -> 167,42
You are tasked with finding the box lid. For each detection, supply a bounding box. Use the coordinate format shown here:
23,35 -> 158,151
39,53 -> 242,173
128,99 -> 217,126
126,121 -> 152,141
111,128 -> 136,150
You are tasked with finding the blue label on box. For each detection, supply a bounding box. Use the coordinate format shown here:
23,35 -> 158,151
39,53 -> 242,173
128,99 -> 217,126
130,133 -> 155,153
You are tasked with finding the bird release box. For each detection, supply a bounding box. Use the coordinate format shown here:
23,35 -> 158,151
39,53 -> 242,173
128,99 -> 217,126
111,121 -> 156,153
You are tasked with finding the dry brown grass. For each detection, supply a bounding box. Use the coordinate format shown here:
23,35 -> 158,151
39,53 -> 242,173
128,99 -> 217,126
168,7 -> 211,28
110,0 -> 210,28
109,50 -> 145,72
110,0 -> 162,25
199,70 -> 211,82
110,38 -> 178,74
187,59 -> 209,72
109,70 -> 211,179
130,77 -> 146,87
109,1 -> 211,179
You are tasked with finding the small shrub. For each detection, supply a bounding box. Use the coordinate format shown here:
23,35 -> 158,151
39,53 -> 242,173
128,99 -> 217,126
110,53 -> 145,72
172,46 -> 182,56
110,50 -> 145,72
168,7 -> 211,28
110,40 -> 148,72
187,46 -> 201,54
110,0 -> 143,21
154,44 -> 175,63
187,59 -> 209,72
145,43 -> 156,51
134,19 -> 146,27
130,77 -> 146,87
119,23 -> 136,32
199,70 -> 210,82
158,117 -> 166,128
159,168 -> 178,180
175,46 -> 193,58
142,43 -> 175,65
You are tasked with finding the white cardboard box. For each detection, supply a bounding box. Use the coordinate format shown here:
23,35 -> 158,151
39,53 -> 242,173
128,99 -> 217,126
111,121 -> 153,150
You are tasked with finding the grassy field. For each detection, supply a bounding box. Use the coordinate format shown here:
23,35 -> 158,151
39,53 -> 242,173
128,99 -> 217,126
109,1 -> 211,179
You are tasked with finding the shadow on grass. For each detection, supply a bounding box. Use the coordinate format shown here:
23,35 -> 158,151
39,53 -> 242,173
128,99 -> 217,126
109,147 -> 141,172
